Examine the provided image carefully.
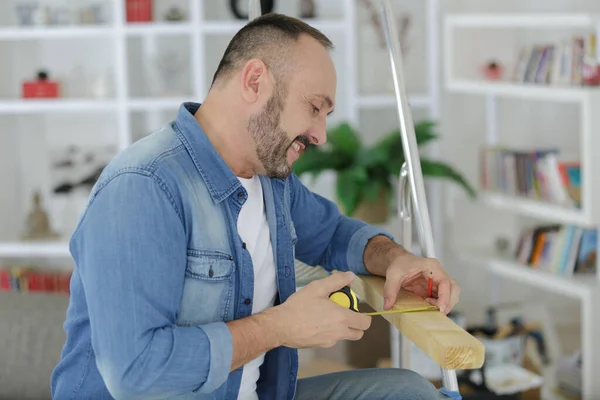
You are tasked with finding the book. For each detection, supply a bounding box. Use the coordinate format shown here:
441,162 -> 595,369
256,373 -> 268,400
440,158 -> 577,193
514,224 -> 595,277
479,146 -> 580,207
0,265 -> 71,295
510,33 -> 599,86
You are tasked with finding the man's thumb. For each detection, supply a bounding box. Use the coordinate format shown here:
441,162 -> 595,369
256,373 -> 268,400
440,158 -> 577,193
382,279 -> 401,310
316,271 -> 355,295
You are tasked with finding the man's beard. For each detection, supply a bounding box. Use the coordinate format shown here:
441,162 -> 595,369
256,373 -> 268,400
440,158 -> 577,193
248,88 -> 300,179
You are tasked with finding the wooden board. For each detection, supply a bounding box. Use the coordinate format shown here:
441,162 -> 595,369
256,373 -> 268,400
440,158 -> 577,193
350,275 -> 485,370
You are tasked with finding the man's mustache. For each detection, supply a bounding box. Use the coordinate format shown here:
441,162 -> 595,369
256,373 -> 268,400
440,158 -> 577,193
293,135 -> 312,148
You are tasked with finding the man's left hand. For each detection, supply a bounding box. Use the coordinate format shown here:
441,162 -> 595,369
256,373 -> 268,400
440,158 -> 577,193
382,252 -> 460,315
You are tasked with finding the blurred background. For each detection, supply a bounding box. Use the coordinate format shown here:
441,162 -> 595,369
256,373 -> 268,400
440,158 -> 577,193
1,0 -> 599,399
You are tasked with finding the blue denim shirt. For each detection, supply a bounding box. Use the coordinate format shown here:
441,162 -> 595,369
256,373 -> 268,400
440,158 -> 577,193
51,102 -> 393,400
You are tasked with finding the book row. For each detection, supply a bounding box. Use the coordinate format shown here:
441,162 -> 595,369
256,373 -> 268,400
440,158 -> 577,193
479,146 -> 580,207
514,224 -> 596,276
0,266 -> 71,295
511,33 -> 599,86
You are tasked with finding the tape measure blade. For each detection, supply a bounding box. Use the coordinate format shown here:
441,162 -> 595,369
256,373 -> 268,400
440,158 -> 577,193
365,306 -> 439,316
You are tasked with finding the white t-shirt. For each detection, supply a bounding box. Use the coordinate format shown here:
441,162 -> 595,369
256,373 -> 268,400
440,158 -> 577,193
236,175 -> 278,400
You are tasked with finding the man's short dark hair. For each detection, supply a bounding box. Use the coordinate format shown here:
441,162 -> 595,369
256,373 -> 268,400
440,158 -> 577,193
211,13 -> 334,88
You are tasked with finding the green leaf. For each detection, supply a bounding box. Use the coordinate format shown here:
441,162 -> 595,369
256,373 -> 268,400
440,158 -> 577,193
414,120 -> 439,146
327,123 -> 361,158
420,158 -> 477,198
384,155 -> 406,177
292,146 -> 349,176
363,179 -> 382,202
355,144 -> 389,169
384,123 -> 437,153
336,166 -> 367,216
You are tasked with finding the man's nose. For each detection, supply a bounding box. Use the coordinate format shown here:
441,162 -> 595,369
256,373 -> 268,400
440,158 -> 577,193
310,119 -> 328,145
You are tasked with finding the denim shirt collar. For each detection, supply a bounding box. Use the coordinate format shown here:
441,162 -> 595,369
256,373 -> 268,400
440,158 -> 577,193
174,102 -> 242,203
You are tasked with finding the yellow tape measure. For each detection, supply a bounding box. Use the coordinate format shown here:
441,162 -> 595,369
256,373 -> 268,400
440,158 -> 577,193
329,286 -> 439,316
329,285 -> 359,312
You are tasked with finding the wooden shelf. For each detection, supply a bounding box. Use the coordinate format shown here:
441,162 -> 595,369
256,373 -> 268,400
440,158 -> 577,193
127,97 -> 189,111
125,22 -> 193,36
0,25 -> 114,40
0,242 -> 71,258
0,99 -> 117,114
480,192 -> 593,227
357,93 -> 431,109
445,13 -> 600,28
458,248 -> 597,300
446,79 -> 594,103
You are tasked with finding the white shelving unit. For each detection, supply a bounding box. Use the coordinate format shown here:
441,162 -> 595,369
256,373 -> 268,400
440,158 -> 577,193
445,13 -> 600,399
0,0 -> 441,263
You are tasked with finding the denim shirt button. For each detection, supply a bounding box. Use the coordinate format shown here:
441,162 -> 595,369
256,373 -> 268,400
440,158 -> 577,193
244,298 -> 252,305
237,192 -> 244,200
284,266 -> 291,277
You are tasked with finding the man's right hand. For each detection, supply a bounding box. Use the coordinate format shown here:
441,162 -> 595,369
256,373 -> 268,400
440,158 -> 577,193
272,271 -> 372,349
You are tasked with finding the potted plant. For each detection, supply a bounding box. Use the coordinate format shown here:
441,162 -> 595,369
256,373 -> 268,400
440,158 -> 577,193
293,121 -> 476,224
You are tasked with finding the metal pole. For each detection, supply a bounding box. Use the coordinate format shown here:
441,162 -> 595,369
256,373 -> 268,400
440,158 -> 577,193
379,0 -> 459,394
393,162 -> 412,370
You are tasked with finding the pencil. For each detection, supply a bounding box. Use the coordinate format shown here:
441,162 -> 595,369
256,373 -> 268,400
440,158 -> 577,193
427,271 -> 433,298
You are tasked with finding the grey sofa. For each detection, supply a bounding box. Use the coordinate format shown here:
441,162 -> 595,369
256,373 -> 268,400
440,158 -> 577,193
0,292 -> 69,400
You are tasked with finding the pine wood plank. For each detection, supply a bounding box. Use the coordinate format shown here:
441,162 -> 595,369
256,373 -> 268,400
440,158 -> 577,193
350,275 -> 485,370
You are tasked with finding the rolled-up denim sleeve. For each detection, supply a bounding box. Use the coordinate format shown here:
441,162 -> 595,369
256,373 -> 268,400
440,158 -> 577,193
289,174 -> 394,275
71,170 -> 231,399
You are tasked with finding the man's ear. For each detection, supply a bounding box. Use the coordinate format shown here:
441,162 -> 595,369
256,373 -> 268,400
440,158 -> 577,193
240,59 -> 270,104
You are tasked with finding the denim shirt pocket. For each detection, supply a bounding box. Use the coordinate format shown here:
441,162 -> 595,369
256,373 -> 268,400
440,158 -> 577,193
177,249 -> 235,326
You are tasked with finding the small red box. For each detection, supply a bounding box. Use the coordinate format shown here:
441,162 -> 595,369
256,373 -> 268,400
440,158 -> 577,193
22,81 -> 59,98
126,0 -> 152,23
22,71 -> 60,98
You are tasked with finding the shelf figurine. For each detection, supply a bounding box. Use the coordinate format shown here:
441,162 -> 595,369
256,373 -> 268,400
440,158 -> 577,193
229,0 -> 274,19
164,7 -> 185,21
483,60 -> 504,81
15,2 -> 39,26
22,190 -> 60,241
79,4 -> 106,25
299,0 -> 316,19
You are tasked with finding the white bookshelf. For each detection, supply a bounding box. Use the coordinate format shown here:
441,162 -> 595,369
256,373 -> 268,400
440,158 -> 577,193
0,0 -> 441,261
445,12 -> 600,399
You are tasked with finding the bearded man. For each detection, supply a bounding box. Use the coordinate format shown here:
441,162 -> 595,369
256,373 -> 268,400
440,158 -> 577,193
51,13 -> 459,400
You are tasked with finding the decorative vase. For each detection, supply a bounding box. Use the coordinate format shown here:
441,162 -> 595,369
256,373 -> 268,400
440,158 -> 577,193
229,0 -> 274,19
337,186 -> 390,225
299,0 -> 315,18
